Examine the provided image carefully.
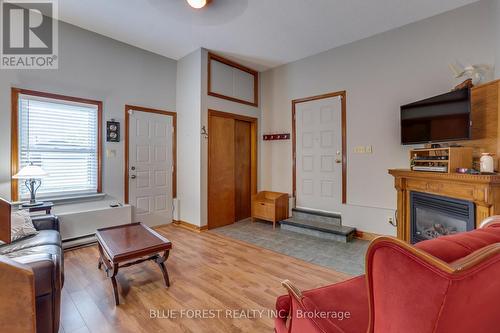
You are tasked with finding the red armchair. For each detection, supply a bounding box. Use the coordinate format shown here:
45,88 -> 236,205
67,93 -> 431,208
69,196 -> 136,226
275,217 -> 500,333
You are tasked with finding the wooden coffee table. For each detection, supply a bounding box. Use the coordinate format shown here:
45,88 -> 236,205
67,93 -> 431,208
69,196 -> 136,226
96,222 -> 172,305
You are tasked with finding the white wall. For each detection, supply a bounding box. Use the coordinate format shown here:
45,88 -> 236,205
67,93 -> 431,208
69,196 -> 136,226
0,21 -> 177,202
261,1 -> 495,235
176,49 -> 203,225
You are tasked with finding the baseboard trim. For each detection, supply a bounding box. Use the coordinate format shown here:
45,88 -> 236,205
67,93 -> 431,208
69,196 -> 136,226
355,230 -> 381,241
173,220 -> 208,232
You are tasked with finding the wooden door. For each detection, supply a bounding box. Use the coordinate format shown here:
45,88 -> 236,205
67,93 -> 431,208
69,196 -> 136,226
208,115 -> 236,228
296,97 -> 342,212
129,110 -> 173,226
235,120 -> 251,221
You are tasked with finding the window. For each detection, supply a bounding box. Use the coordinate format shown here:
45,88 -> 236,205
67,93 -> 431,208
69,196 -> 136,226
208,52 -> 259,107
11,89 -> 102,200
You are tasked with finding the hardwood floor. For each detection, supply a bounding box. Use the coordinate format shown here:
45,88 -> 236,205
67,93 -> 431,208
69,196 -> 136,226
61,224 -> 350,333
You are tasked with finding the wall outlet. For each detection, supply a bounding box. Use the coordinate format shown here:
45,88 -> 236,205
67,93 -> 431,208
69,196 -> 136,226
388,217 -> 396,227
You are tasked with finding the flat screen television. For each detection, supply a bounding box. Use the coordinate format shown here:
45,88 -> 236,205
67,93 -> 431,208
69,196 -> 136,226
401,88 -> 471,145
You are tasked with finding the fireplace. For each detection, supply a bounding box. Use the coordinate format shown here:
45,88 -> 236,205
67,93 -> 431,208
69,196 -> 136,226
410,192 -> 475,244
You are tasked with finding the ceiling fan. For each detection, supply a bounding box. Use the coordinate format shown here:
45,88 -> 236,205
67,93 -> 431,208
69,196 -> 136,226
186,0 -> 212,9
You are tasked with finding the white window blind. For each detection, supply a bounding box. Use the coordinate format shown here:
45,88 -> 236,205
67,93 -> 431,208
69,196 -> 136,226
18,94 -> 100,199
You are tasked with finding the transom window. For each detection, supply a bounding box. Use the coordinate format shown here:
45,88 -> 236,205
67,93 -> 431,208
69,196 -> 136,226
12,89 -> 102,200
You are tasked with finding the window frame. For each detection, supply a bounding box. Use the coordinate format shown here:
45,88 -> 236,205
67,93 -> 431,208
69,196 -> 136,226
11,88 -> 103,201
207,52 -> 259,107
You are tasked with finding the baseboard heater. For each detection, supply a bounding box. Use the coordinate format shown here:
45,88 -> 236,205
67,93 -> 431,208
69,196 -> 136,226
56,202 -> 131,250
63,234 -> 97,250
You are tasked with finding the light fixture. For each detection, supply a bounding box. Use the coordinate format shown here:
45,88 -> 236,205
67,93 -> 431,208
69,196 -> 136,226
13,163 -> 48,207
187,0 -> 212,9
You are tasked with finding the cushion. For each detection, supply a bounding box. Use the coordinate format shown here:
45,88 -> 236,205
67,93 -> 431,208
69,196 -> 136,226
301,275 -> 369,332
0,230 -> 61,255
415,226 -> 500,263
8,210 -> 38,243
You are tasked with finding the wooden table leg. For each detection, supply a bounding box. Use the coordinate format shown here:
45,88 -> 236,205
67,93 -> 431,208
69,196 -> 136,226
155,250 -> 170,287
109,263 -> 120,305
97,242 -> 120,305
97,243 -> 105,270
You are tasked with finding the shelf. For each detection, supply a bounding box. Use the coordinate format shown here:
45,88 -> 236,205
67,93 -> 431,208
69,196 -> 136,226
411,147 -> 451,152
411,147 -> 466,152
409,147 -> 473,174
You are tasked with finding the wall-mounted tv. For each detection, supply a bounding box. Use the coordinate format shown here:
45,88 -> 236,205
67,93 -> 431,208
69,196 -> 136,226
401,88 -> 471,145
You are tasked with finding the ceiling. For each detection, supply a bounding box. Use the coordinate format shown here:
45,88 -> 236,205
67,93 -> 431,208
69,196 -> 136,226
58,0 -> 479,71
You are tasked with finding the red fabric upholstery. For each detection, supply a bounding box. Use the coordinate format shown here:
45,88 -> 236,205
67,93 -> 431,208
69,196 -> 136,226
275,220 -> 500,333
275,276 -> 368,333
415,223 -> 500,263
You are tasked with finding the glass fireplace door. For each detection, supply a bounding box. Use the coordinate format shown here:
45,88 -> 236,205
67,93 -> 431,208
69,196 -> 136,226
410,192 -> 475,244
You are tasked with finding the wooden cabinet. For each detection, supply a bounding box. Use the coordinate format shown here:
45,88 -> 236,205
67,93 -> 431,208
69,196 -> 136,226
449,79 -> 500,169
252,191 -> 289,229
410,147 -> 472,173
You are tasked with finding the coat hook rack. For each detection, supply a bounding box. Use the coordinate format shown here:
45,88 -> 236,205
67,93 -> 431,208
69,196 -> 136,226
201,126 -> 208,139
263,133 -> 290,141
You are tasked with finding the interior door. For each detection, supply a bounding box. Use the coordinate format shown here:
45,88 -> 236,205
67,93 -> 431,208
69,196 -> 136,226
234,120 -> 251,221
129,110 -> 173,226
208,115 -> 236,228
296,97 -> 342,212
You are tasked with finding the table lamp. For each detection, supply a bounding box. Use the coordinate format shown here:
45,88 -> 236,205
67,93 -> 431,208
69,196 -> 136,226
13,163 -> 48,207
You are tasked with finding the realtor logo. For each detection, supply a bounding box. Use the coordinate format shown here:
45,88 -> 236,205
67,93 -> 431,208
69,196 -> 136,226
1,0 -> 58,69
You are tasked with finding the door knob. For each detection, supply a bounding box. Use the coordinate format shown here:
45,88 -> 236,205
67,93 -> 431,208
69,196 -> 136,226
131,175 -> 136,179
335,159 -> 342,164
131,166 -> 136,171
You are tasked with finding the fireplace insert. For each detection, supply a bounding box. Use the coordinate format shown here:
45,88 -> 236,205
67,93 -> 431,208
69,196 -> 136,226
410,192 -> 475,244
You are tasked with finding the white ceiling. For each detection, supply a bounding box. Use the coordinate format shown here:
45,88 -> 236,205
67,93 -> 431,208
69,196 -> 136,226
58,0 -> 479,71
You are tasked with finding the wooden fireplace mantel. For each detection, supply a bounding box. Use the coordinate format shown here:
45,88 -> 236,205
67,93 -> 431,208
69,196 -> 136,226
389,169 -> 500,242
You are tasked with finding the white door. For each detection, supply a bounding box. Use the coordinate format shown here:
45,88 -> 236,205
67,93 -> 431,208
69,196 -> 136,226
128,110 -> 173,226
296,96 -> 342,212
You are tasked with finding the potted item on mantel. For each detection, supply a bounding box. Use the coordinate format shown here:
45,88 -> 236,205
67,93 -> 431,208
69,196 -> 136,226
480,153 -> 495,174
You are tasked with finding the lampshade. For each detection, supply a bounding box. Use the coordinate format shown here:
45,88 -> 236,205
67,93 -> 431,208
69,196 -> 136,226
187,0 -> 210,9
13,164 -> 48,179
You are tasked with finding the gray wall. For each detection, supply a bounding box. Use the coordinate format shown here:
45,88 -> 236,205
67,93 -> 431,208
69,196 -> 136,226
260,1 -> 496,235
0,21 -> 177,201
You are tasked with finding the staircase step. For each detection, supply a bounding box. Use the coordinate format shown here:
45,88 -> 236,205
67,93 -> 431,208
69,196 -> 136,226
280,218 -> 356,243
292,208 -> 341,226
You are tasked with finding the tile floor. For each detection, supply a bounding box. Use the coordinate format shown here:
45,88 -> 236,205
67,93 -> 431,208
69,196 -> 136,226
212,218 -> 369,276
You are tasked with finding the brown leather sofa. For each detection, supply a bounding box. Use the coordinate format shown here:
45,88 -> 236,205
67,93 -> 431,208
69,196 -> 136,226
0,215 -> 64,333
